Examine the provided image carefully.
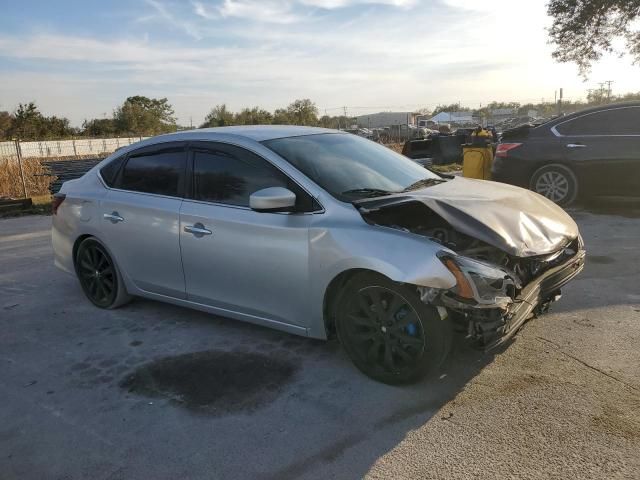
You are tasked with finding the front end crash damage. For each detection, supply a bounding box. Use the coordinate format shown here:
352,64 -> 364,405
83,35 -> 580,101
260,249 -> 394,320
355,178 -> 586,349
417,242 -> 585,349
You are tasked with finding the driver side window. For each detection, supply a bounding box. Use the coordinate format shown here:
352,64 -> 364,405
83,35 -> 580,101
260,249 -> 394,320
191,144 -> 318,212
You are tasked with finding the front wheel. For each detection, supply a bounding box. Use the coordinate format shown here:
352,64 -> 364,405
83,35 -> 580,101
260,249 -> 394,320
530,164 -> 578,206
335,272 -> 452,384
75,237 -> 131,309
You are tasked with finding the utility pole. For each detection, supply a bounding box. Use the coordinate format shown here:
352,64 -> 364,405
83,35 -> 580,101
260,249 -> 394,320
557,88 -> 563,115
598,82 -> 606,103
604,80 -> 614,102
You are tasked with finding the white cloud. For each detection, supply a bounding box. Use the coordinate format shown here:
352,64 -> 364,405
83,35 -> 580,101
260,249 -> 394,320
215,0 -> 302,24
143,0 -> 203,38
2,0 -> 640,126
192,0 -> 417,24
192,1 -> 217,19
300,0 -> 417,8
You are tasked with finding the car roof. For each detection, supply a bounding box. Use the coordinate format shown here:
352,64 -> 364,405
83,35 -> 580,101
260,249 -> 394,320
153,125 -> 341,142
548,100 -> 640,124
101,125 -> 346,163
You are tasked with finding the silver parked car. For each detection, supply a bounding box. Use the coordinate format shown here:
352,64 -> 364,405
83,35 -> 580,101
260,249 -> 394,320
52,126 -> 586,384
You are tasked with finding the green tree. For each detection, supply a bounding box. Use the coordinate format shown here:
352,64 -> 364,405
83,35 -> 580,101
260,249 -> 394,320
234,106 -> 273,125
200,104 -> 235,127
318,115 -> 351,129
0,111 -> 13,139
431,103 -> 470,115
40,116 -> 75,139
617,91 -> 640,101
272,108 -> 292,125
11,102 -> 42,139
548,0 -> 640,76
285,99 -> 319,125
114,96 -> 177,135
82,118 -> 117,137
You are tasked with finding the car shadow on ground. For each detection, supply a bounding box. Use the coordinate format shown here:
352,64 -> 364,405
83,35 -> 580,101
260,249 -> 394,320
108,297 -> 495,479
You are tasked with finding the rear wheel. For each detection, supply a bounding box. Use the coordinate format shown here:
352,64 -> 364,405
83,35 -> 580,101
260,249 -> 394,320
335,272 -> 452,384
75,238 -> 131,309
530,164 -> 578,206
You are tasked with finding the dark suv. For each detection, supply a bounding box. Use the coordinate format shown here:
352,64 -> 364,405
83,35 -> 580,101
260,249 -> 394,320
491,102 -> 640,206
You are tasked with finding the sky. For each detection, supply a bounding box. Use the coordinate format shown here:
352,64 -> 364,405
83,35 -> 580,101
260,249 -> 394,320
1,0 -> 639,126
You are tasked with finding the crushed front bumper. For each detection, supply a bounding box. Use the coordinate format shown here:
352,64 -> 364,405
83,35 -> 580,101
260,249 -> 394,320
482,248 -> 586,350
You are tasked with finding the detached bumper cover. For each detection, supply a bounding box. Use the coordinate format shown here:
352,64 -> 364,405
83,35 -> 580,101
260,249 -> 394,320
484,247 -> 586,350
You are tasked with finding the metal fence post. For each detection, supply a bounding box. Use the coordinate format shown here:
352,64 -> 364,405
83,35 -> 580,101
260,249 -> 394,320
14,140 -> 28,199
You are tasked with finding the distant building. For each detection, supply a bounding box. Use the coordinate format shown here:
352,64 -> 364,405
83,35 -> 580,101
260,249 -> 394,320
488,108 -> 517,123
355,112 -> 417,128
429,111 -> 474,124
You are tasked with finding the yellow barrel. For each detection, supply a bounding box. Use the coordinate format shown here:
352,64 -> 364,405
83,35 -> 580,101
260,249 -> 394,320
462,133 -> 493,180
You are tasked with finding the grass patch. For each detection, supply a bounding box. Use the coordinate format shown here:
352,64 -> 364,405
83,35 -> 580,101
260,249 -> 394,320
0,157 -> 52,198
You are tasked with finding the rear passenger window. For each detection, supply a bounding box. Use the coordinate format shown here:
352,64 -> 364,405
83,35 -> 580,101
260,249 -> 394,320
556,107 -> 640,136
119,149 -> 185,197
100,154 -> 125,187
193,149 -> 288,207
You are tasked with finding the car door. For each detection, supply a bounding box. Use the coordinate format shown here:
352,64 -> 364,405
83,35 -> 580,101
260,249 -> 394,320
100,142 -> 187,298
553,106 -> 640,196
179,142 -> 319,328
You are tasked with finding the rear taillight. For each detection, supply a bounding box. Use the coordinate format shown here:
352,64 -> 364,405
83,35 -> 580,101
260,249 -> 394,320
52,193 -> 66,215
495,143 -> 522,158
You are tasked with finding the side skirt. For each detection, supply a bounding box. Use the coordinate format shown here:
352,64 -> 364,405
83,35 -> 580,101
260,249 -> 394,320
130,289 -> 310,338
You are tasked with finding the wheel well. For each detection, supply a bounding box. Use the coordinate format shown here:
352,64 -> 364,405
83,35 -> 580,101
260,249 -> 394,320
322,268 -> 381,338
530,162 -> 578,182
72,234 -> 94,267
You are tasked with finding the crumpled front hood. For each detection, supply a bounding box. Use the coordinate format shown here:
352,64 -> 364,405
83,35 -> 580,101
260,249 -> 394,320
355,176 -> 579,257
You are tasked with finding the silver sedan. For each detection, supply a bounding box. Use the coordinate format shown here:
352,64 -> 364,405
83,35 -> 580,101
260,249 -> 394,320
52,126 -> 585,383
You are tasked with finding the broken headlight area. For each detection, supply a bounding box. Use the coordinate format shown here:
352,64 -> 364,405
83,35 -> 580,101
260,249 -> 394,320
417,241 -> 585,349
437,252 -> 518,308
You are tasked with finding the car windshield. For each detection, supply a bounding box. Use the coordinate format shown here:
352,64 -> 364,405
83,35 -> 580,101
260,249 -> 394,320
263,133 -> 442,201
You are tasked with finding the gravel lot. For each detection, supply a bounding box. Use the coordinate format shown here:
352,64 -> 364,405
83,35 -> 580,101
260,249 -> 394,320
1,208 -> 639,480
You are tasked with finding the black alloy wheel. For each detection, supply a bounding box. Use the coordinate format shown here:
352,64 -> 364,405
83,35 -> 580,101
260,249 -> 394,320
345,286 -> 425,372
336,273 -> 451,384
76,240 -> 118,308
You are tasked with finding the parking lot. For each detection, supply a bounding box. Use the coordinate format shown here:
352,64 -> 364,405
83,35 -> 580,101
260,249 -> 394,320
1,208 -> 639,479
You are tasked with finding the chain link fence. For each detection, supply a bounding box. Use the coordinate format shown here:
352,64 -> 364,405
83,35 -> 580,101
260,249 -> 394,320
0,137 -> 149,198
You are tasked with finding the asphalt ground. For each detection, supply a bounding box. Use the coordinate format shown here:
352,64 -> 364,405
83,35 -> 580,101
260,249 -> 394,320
1,206 -> 639,479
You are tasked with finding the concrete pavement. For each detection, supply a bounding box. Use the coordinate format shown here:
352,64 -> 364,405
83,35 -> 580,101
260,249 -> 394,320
1,209 -> 638,479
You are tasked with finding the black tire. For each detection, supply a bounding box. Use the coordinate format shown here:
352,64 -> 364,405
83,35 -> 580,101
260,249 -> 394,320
75,237 -> 132,309
529,164 -> 578,206
335,272 -> 452,384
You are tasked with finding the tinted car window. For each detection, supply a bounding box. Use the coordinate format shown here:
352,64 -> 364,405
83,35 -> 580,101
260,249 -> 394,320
555,107 -> 640,135
118,149 -> 185,196
263,133 -> 441,201
100,154 -> 125,187
192,145 -> 320,212
193,148 -> 289,207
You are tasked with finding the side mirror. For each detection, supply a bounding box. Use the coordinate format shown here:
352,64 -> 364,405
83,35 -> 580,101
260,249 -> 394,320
249,187 -> 296,212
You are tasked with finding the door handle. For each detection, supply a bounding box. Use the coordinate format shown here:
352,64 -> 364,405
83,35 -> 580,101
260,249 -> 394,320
103,212 -> 124,223
184,223 -> 212,236
566,143 -> 586,148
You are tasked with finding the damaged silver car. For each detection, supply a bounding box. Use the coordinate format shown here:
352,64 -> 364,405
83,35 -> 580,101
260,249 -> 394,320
52,126 -> 585,384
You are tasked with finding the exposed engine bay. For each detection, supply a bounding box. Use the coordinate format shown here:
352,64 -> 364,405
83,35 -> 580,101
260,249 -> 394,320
358,199 -> 585,349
